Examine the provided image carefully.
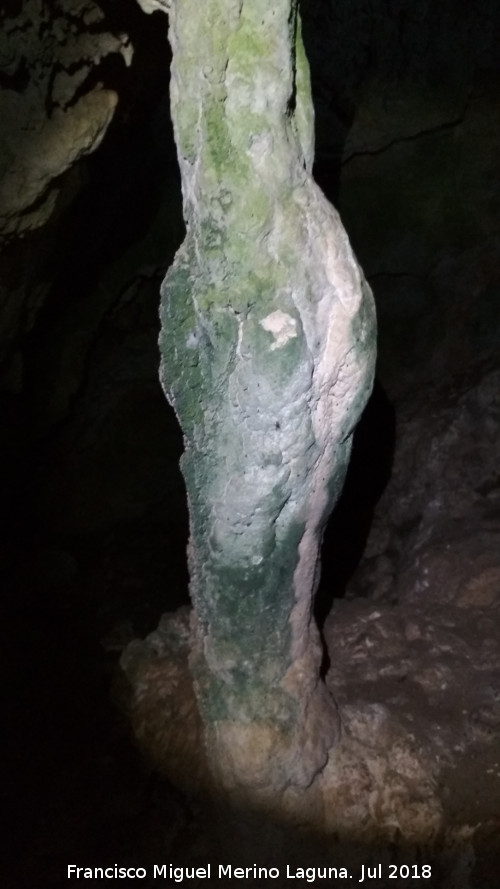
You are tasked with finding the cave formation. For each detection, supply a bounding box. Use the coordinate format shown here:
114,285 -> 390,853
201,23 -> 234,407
142,0 -> 375,807
2,0 -> 500,886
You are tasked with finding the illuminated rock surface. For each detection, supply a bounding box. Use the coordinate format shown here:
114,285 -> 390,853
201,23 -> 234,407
149,0 -> 376,802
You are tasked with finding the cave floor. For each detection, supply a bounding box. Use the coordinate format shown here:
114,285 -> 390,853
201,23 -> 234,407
5,529 -> 500,889
323,590 -> 500,886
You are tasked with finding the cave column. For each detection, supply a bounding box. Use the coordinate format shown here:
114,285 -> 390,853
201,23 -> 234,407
150,0 -> 376,806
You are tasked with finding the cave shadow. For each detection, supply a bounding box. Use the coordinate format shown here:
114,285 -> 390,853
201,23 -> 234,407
314,378 -> 396,630
2,4 -> 182,600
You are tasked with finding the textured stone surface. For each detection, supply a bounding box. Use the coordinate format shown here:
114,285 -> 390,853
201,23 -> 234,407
317,365 -> 500,859
120,364 -> 500,857
349,367 -> 500,606
156,0 -> 375,799
0,0 -> 132,240
122,616 -> 444,845
0,1 -> 181,544
0,0 -> 136,408
120,607 -> 208,794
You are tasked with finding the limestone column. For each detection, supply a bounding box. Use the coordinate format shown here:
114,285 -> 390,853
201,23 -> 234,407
139,0 -> 376,805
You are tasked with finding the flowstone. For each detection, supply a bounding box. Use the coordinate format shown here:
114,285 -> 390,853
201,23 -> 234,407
130,0 -> 376,809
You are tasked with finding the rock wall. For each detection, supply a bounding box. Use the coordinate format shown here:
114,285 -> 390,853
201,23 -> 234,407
349,366 -> 500,608
0,0 -> 131,241
0,1 -> 186,584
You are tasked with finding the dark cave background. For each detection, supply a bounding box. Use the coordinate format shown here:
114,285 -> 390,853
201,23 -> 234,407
1,1 -> 500,886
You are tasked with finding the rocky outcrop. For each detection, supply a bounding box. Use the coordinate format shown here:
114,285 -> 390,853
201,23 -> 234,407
0,1 -> 184,556
0,0 -> 134,416
0,0 -> 132,240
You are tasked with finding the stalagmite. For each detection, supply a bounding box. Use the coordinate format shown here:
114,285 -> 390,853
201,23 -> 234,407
134,0 -> 376,807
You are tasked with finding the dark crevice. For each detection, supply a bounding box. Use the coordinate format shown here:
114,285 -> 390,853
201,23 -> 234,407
0,58 -> 29,91
341,110 -> 468,166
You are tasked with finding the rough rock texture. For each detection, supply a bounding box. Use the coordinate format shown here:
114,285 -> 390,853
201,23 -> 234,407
0,0 -> 132,240
120,607 -> 207,795
121,608 -> 443,847
0,1 -> 184,570
349,367 -> 500,607
152,0 -> 376,803
119,366 -> 500,876
0,0 -> 133,419
320,366 -> 500,878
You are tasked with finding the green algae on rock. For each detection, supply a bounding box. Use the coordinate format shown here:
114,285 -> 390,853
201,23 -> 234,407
147,0 -> 376,805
